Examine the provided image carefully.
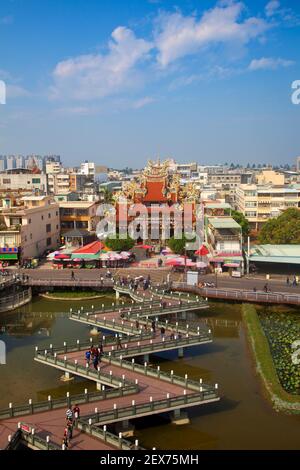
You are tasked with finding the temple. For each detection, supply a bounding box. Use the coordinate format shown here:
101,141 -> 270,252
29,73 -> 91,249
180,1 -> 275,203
114,159 -> 200,242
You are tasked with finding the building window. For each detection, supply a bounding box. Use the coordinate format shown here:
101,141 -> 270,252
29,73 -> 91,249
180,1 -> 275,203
32,178 -> 41,184
46,237 -> 52,246
48,213 -> 51,219
30,233 -> 33,240
29,218 -> 31,224
46,223 -> 51,233
41,215 -> 44,220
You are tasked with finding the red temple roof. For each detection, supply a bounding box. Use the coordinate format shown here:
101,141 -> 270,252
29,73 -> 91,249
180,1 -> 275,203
141,181 -> 168,203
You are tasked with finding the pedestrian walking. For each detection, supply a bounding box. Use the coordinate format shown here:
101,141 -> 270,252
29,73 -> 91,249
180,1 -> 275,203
286,276 -> 290,286
71,270 -> 75,280
73,404 -> 80,423
66,408 -> 73,422
135,319 -> 139,330
67,421 -> 73,440
116,334 -> 123,350
93,355 -> 99,370
85,349 -> 91,366
151,320 -> 156,333
160,326 -> 165,339
62,434 -> 69,449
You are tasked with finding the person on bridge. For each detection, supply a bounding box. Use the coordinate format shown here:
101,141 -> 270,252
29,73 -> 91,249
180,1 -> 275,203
73,404 -> 80,423
71,270 -> 75,280
66,408 -> 73,422
151,320 -> 156,333
85,349 -> 91,366
66,421 -> 73,440
62,433 -> 69,449
287,276 -> 290,286
93,354 -> 99,370
135,319 -> 140,330
160,326 -> 166,339
116,334 -> 123,350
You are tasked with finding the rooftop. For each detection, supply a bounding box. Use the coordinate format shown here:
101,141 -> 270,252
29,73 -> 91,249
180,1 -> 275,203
204,203 -> 232,210
58,201 -> 96,208
249,244 -> 300,264
208,217 -> 241,230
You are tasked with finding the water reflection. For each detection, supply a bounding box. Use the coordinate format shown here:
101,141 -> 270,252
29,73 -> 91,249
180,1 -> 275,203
0,297 -> 299,449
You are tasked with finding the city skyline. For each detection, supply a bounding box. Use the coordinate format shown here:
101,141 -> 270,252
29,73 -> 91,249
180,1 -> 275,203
0,0 -> 300,166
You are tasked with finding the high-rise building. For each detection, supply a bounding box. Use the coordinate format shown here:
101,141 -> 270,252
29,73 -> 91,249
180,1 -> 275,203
296,156 -> 300,173
6,155 -> 16,170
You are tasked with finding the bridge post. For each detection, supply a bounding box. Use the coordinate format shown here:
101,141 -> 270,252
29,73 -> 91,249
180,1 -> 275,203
178,347 -> 184,358
171,409 -> 190,425
96,382 -> 101,391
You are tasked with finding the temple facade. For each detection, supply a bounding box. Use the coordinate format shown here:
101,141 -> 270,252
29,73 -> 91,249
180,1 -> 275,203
114,159 -> 200,243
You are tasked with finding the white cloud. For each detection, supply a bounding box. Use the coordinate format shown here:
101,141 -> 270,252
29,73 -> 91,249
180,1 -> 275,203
154,2 -> 270,67
6,84 -> 31,99
132,96 -> 155,109
51,26 -> 153,101
265,1 -> 280,17
249,57 -> 295,71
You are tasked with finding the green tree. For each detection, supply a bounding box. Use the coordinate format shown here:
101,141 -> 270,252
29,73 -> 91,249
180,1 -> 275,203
258,208 -> 300,244
105,234 -> 135,251
231,210 -> 250,238
100,188 -> 114,204
167,234 -> 196,255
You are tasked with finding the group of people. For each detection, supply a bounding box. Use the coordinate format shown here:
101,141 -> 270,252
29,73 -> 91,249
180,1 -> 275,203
286,276 -> 298,287
85,343 -> 104,370
62,404 -> 80,449
119,274 -> 151,291
135,318 -> 180,342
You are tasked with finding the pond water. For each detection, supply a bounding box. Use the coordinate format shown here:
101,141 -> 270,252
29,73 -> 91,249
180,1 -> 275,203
0,295 -> 299,450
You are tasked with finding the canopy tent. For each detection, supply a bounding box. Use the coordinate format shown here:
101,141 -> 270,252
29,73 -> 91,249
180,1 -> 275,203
196,261 -> 208,268
54,253 -> 71,260
135,244 -> 153,250
71,241 -> 104,260
195,245 -> 209,256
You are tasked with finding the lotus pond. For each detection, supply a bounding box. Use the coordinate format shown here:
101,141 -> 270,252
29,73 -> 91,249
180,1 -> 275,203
258,307 -> 300,395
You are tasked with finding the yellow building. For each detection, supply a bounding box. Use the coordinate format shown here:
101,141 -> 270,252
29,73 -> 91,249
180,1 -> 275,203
235,184 -> 300,230
58,201 -> 100,233
256,170 -> 285,186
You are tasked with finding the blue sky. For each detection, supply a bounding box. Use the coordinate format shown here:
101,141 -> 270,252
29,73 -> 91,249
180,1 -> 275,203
0,0 -> 300,168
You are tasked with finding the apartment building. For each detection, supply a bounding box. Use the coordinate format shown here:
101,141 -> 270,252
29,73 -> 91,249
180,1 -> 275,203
0,195 -> 60,261
204,213 -> 243,274
47,172 -> 94,195
0,169 -> 47,192
236,184 -> 300,230
58,201 -> 100,233
255,170 -> 285,185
